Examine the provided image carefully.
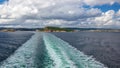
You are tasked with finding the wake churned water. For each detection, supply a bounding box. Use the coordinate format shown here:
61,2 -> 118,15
0,33 -> 107,68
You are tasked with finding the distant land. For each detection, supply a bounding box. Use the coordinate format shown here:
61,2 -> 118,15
0,26 -> 120,32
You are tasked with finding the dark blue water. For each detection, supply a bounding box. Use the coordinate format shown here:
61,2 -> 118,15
0,33 -> 106,68
52,32 -> 120,68
0,32 -> 33,62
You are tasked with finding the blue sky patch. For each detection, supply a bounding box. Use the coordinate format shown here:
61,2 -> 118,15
0,0 -> 8,4
93,3 -> 120,12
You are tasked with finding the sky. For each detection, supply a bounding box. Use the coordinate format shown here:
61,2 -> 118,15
0,0 -> 120,28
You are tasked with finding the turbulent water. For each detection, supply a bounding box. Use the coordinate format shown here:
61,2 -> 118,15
0,32 -> 107,68
52,32 -> 120,68
0,32 -> 33,62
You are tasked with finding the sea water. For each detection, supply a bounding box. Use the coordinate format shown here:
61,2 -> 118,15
0,32 -> 107,68
0,32 -> 33,62
52,32 -> 120,68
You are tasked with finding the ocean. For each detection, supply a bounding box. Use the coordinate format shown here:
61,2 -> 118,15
52,32 -> 120,68
0,32 -> 119,68
0,32 -> 33,62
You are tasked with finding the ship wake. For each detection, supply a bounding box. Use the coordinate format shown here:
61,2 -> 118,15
0,33 -> 107,68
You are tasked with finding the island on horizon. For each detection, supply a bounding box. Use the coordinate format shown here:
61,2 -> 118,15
0,26 -> 120,32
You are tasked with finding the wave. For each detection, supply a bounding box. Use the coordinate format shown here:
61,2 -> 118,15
43,33 -> 107,68
0,33 -> 42,68
0,33 -> 107,68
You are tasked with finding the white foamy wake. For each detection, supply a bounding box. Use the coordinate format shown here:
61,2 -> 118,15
0,33 -> 42,68
43,33 -> 107,68
0,33 -> 107,68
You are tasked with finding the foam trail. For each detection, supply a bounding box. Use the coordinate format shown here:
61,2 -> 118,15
0,33 -> 42,68
0,33 -> 107,68
43,33 -> 107,68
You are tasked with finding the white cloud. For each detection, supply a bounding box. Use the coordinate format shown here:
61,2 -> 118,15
83,0 -> 120,6
0,0 -> 120,28
88,10 -> 120,28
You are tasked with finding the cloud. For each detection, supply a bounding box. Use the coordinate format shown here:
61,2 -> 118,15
84,10 -> 120,28
40,7 -> 101,21
0,0 -> 120,28
83,0 -> 120,6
